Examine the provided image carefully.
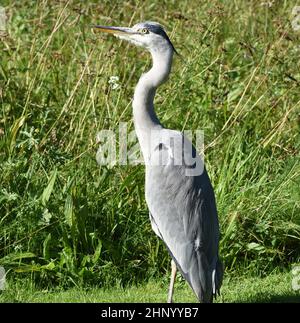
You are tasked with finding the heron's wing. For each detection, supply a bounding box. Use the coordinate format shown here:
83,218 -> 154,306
149,211 -> 163,239
145,129 -> 222,302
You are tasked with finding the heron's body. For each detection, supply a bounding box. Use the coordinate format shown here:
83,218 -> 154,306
94,21 -> 223,302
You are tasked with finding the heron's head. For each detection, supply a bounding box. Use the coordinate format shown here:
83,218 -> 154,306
93,21 -> 177,54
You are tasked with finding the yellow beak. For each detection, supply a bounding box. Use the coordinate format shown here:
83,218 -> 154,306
91,25 -> 136,36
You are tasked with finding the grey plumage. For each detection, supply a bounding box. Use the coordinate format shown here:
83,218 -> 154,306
146,131 -> 223,302
133,21 -> 179,54
94,21 -> 223,303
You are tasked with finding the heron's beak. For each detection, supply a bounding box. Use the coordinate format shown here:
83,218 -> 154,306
91,25 -> 136,36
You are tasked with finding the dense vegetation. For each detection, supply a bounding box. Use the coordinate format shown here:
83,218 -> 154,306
0,0 -> 299,289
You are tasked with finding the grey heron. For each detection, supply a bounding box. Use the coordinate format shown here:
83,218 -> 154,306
93,21 -> 223,303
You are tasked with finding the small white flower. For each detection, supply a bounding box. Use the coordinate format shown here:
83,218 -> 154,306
260,1 -> 274,7
14,244 -> 22,251
39,208 -> 52,225
109,76 -> 119,82
108,76 -> 120,90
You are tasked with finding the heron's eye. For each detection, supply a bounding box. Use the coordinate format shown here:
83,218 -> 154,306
140,28 -> 149,34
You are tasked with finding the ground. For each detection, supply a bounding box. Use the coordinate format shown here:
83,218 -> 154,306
1,270 -> 299,303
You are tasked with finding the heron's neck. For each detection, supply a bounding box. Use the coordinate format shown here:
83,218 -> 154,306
133,48 -> 173,157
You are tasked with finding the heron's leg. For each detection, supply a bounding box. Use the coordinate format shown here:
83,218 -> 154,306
167,259 -> 177,303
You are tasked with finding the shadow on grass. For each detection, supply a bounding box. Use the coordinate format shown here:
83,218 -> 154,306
268,294 -> 300,303
235,293 -> 300,303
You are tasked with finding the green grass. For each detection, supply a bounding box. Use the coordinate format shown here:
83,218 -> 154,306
0,0 -> 300,290
1,271 -> 299,303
